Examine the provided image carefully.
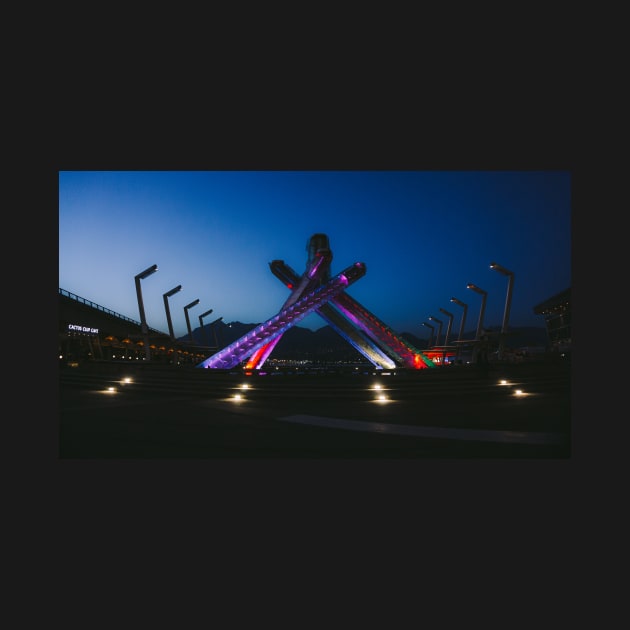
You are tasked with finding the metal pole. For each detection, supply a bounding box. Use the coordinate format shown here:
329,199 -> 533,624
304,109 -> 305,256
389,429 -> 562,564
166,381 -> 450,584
499,273 -> 514,358
450,298 -> 468,362
164,294 -> 174,339
490,262 -> 515,360
429,317 -> 443,347
466,284 -> 488,340
163,285 -> 182,341
439,308 -> 454,346
467,284 -> 488,364
458,305 -> 468,342
476,293 -> 487,340
135,276 -> 147,335
135,264 -> 157,361
184,309 -> 192,341
184,299 -> 200,344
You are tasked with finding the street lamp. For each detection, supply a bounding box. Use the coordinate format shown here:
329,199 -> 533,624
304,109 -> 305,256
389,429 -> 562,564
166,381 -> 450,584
439,308 -> 454,346
183,299 -> 200,344
450,297 -> 468,343
466,283 -> 488,341
135,264 -> 158,361
198,308 -> 214,346
163,285 -> 182,341
490,261 -> 515,360
422,322 -> 435,348
428,316 -> 443,346
467,283 -> 488,363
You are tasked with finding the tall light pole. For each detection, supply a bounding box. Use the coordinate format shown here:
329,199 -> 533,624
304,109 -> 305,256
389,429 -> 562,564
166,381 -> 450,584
198,308 -> 214,346
466,283 -> 488,340
467,283 -> 488,363
135,264 -> 158,361
163,285 -> 182,341
422,322 -> 435,348
184,299 -> 200,344
450,297 -> 468,341
490,261 -> 515,360
428,316 -> 443,346
439,308 -> 454,346
450,297 -> 468,362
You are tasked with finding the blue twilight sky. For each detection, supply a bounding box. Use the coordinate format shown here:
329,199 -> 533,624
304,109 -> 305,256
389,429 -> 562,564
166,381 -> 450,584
58,171 -> 571,341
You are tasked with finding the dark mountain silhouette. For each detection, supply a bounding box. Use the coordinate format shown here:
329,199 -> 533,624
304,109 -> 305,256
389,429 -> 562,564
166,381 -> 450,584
181,321 -> 548,362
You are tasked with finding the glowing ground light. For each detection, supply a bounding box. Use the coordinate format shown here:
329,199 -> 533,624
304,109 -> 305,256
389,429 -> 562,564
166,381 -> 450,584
373,384 -> 382,390
121,377 -> 132,384
106,387 -> 116,393
241,383 -> 249,390
374,393 -> 390,404
496,379 -> 528,396
233,394 -> 243,401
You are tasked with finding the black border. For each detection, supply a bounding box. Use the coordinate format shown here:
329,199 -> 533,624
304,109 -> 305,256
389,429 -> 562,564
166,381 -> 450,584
44,107 -> 588,546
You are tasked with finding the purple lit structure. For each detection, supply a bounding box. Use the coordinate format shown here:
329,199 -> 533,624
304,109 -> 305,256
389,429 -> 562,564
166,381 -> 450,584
197,261 -> 366,369
196,234 -> 435,370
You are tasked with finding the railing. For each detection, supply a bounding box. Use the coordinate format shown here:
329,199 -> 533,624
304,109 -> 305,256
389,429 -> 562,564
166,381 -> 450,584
59,288 -> 165,335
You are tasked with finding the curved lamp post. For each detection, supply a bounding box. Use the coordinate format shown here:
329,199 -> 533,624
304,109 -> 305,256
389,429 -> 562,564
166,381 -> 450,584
422,322 -> 435,348
467,283 -> 488,363
439,308 -> 454,346
163,285 -> 182,341
466,283 -> 488,341
450,297 -> 468,361
450,297 -> 468,343
490,261 -> 514,360
428,316 -> 443,346
183,299 -> 200,345
198,308 -> 214,346
135,264 -> 158,361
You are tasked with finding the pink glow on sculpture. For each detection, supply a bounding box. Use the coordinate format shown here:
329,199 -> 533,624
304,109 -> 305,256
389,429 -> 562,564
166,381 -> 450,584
307,254 -> 326,279
196,235 -> 432,370
199,262 -> 365,369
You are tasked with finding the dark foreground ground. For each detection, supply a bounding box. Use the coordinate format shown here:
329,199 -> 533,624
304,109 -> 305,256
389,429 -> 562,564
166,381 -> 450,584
59,358 -> 571,459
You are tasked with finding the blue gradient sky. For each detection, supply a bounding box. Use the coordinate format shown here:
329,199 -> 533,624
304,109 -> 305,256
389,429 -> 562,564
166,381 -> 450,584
58,171 -> 571,340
